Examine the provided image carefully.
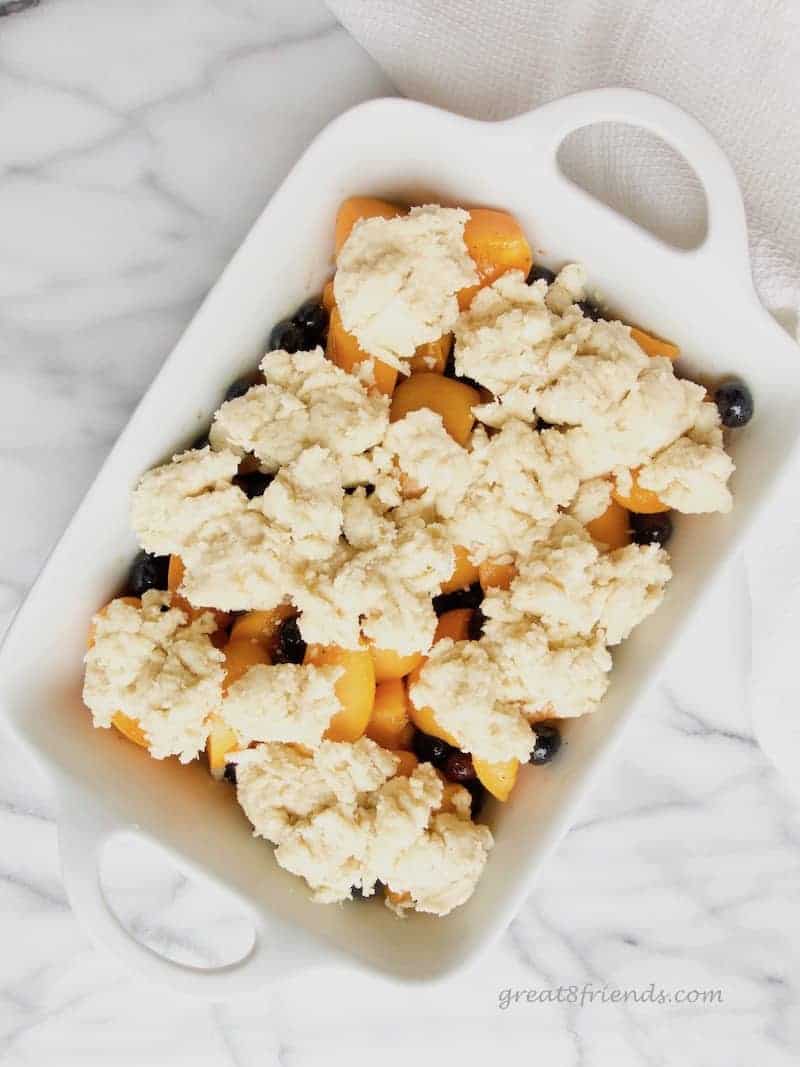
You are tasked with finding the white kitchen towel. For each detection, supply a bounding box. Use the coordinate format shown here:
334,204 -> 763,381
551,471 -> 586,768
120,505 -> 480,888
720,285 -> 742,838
329,0 -> 800,790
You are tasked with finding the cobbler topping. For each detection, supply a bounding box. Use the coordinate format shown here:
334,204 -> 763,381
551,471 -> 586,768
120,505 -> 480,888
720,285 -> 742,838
209,349 -> 389,484
83,590 -> 225,762
235,740 -> 492,913
334,206 -> 478,372
409,639 -> 535,763
221,662 -> 343,747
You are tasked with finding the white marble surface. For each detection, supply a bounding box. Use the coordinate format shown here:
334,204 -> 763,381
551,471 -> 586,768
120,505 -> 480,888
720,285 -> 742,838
1,2 -> 799,1064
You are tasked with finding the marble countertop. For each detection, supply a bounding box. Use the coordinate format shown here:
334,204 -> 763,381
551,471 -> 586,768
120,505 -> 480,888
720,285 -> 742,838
1,2 -> 799,1064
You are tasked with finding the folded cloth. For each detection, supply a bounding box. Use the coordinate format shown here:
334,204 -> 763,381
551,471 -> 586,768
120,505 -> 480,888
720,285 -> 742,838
328,0 -> 800,788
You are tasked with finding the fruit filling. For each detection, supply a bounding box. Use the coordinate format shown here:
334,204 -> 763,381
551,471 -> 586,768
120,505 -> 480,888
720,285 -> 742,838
81,197 -> 748,918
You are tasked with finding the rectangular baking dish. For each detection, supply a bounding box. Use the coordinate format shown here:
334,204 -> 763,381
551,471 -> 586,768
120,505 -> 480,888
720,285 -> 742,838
2,89 -> 799,996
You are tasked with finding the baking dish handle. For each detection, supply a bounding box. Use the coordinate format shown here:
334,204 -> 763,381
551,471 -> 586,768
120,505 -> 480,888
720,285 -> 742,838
56,780 -> 335,998
524,87 -> 753,291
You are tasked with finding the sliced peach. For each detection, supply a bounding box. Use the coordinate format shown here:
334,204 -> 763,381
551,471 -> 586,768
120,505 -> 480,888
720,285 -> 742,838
630,326 -> 680,360
366,679 -> 414,750
473,756 -> 519,802
305,643 -> 376,743
230,605 -> 294,649
167,555 -> 231,631
478,559 -> 517,591
206,715 -> 240,780
222,638 -> 271,692
322,279 -> 335,312
586,499 -> 631,550
326,305 -> 398,397
459,208 -> 533,309
334,196 -> 403,256
111,711 -> 149,749
434,608 -> 473,643
612,470 -> 670,515
385,887 -> 412,906
368,643 -> 424,683
392,750 -> 419,777
409,333 -> 452,375
390,372 -> 479,446
440,545 -> 479,595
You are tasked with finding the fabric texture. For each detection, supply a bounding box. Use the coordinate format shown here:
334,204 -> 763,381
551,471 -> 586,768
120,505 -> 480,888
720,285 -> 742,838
327,0 -> 800,788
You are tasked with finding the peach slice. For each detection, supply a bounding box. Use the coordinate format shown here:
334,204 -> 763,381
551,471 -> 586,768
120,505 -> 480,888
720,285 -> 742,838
630,326 -> 680,360
168,555 -> 231,631
229,605 -> 294,649
111,711 -> 149,749
433,608 -> 473,643
368,642 -> 424,683
326,305 -> 398,397
586,499 -> 631,550
222,638 -> 271,692
305,643 -> 376,743
392,750 -> 420,777
366,679 -> 415,750
472,756 -> 519,802
409,333 -> 452,375
206,715 -> 240,780
459,208 -> 533,310
612,470 -> 670,514
478,559 -> 517,591
390,372 -> 480,446
334,196 -> 403,256
440,545 -> 479,595
322,279 -> 335,312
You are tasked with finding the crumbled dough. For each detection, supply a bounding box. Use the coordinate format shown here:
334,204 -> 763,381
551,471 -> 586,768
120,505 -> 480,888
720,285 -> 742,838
409,639 -> 535,763
235,740 -> 492,913
222,663 -> 344,747
638,402 -> 734,513
334,206 -> 477,372
505,517 -> 671,646
448,421 -> 579,564
479,589 -> 612,719
130,447 -> 243,557
83,590 -> 225,762
258,446 -> 344,561
209,349 -> 389,483
375,409 -> 474,519
455,270 -> 584,426
564,357 -> 706,481
569,477 -> 612,525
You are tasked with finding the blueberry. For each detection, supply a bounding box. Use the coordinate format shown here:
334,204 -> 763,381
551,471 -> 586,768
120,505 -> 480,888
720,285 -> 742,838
351,881 -> 380,901
412,730 -> 453,768
530,722 -> 562,765
468,606 -> 485,642
442,750 -> 476,784
273,616 -> 306,665
630,511 -> 673,547
527,265 -> 556,285
578,300 -> 602,321
292,299 -> 328,344
714,378 -> 753,428
127,551 -> 169,596
223,762 -> 237,785
268,318 -> 308,354
464,780 -> 486,819
432,582 -> 484,616
223,377 -> 252,403
234,471 -> 274,499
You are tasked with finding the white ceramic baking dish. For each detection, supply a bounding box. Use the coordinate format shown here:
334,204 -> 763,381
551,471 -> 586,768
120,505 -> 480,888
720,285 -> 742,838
2,89 -> 799,997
